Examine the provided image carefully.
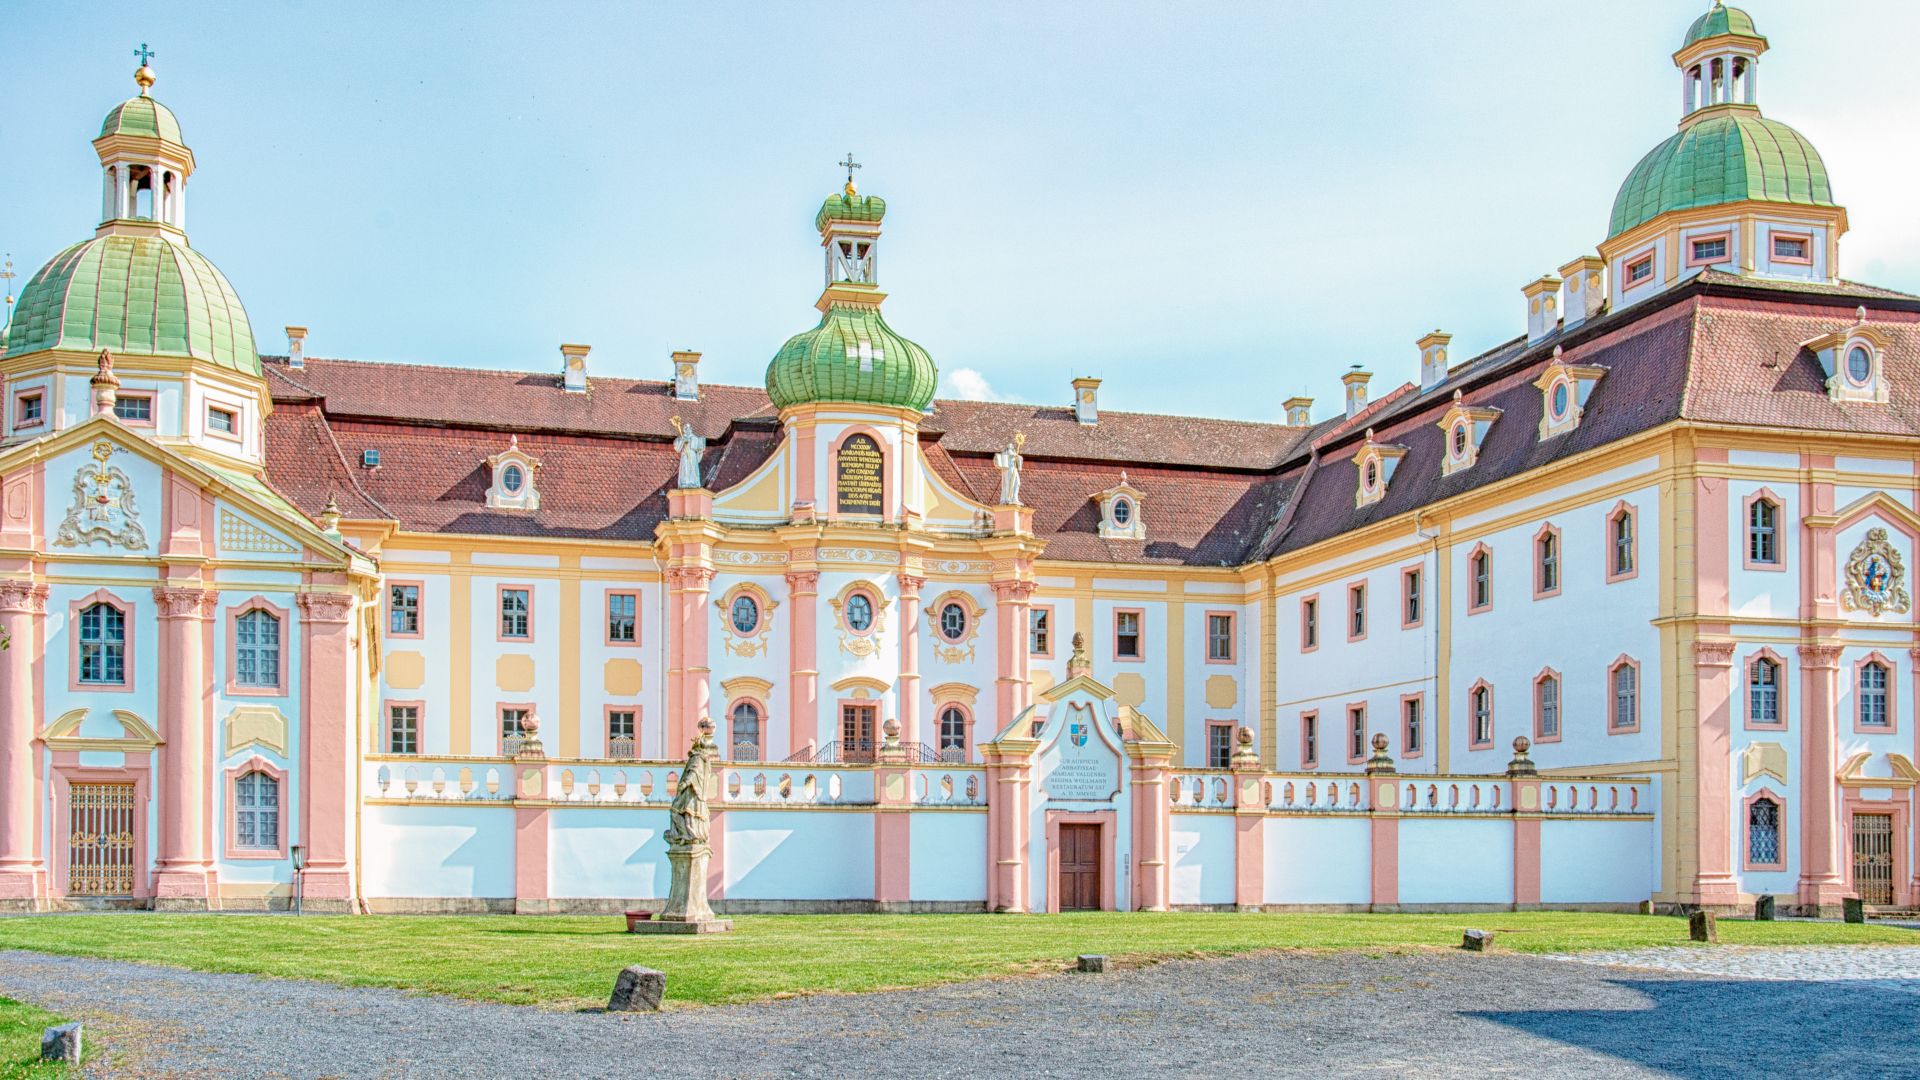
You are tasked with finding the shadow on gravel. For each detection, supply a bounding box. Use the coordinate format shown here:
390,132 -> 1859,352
1473,976 -> 1920,1078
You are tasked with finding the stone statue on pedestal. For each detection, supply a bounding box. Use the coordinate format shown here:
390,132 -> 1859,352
670,416 -> 706,490
994,432 -> 1025,505
636,716 -> 731,934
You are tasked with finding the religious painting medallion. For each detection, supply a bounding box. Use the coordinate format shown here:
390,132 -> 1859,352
54,439 -> 146,550
1842,527 -> 1910,617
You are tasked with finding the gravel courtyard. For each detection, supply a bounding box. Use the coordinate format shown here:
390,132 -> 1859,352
3,945 -> 1918,1078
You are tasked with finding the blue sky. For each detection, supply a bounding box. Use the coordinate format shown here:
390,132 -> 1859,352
3,1 -> 1916,423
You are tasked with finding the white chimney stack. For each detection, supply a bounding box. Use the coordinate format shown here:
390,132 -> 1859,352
1283,396 -> 1314,427
285,326 -> 308,370
1073,376 -> 1101,425
1341,367 -> 1372,419
1417,330 -> 1453,390
1524,274 -> 1564,345
1559,256 -> 1606,329
672,350 -> 701,401
560,343 -> 590,393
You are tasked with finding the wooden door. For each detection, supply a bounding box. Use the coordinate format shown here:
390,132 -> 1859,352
1058,823 -> 1102,911
67,783 -> 135,896
1853,813 -> 1894,906
841,704 -> 876,764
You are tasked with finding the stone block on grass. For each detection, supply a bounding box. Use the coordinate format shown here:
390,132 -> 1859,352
1076,954 -> 1107,973
1689,910 -> 1717,943
1844,897 -> 1865,924
1755,895 -> 1775,921
608,965 -> 666,1012
41,1022 -> 81,1062
1462,930 -> 1494,952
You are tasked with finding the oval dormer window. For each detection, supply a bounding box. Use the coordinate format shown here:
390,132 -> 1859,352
729,595 -> 760,635
846,592 -> 875,633
1847,345 -> 1873,385
1364,461 -> 1378,489
1550,382 -> 1570,420
1451,423 -> 1468,459
502,464 -> 525,494
1112,498 -> 1133,527
939,602 -> 967,642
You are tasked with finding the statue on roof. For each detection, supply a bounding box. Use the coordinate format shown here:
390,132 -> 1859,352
994,431 -> 1026,506
669,415 -> 706,490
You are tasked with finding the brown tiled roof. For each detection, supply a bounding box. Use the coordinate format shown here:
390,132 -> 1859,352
1682,293 -> 1920,434
923,399 -> 1311,471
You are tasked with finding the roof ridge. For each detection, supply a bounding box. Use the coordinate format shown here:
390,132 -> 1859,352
261,353 -> 771,394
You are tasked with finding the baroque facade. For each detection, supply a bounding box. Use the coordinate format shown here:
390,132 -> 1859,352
1,5 -> 1915,915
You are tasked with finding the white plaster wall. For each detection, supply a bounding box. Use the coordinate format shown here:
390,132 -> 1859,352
378,571 -> 453,754
1169,813 -> 1236,906
908,811 -> 987,902
1540,820 -> 1654,903
362,804 -> 515,898
1179,600 -> 1251,763
1754,221 -> 1830,281
1726,480 -> 1798,620
1399,819 -> 1514,904
1263,818 -> 1372,904
914,580 -> 996,754
724,810 -> 876,899
210,585 -> 303,881
467,574 -> 560,755
705,571 -> 790,761
811,569 -> 900,751
548,808 -> 670,899
44,580 -> 161,727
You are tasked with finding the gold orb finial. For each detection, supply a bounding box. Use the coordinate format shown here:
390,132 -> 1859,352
133,43 -> 157,95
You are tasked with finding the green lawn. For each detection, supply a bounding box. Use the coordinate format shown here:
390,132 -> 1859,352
0,912 -> 1908,1010
0,997 -> 73,1079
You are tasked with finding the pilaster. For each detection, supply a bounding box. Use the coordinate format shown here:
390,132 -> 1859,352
152,585 -> 218,909
983,736 -> 1036,912
874,720 -> 913,910
0,580 -> 48,909
897,573 -> 925,749
297,590 -> 356,908
1797,643 -> 1847,914
1127,737 -> 1174,912
1228,728 -> 1264,911
786,565 -> 820,754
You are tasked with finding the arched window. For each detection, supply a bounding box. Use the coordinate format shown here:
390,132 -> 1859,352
1747,795 -> 1782,868
234,609 -> 281,688
1611,661 -> 1639,731
730,701 -> 763,761
1535,674 -> 1560,740
77,602 -> 127,685
233,770 -> 280,850
938,602 -> 967,642
1749,657 -> 1781,726
1536,529 -> 1559,595
1610,508 -> 1636,577
1859,661 -> 1890,728
1748,498 -> 1780,565
1469,548 -> 1492,611
938,705 -> 969,762
1471,685 -> 1493,747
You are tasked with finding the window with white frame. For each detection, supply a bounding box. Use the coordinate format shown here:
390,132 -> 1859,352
1348,707 -> 1366,761
1748,498 -> 1780,565
1471,686 -> 1493,746
387,704 -> 419,755
608,709 -> 637,757
1537,530 -> 1559,594
500,707 -> 532,754
1403,569 -> 1421,626
1537,674 -> 1560,740
1469,549 -> 1492,610
1206,613 -> 1234,662
1748,795 -> 1782,866
1348,583 -> 1366,639
389,584 -> 420,635
1114,610 -> 1142,659
1750,657 -> 1781,726
234,608 -> 281,689
1612,663 -> 1639,730
1208,722 -> 1235,769
607,592 -> 637,643
731,701 -> 762,761
233,770 -> 280,850
1403,696 -> 1421,754
1028,608 -> 1050,655
938,706 -> 968,762
1860,662 -> 1890,728
500,588 -> 531,639
1610,508 -> 1636,577
78,602 -> 127,685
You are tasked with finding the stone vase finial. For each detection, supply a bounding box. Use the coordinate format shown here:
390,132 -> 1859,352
1067,631 -> 1091,679
1364,731 -> 1397,776
1506,735 -> 1537,778
1230,725 -> 1259,767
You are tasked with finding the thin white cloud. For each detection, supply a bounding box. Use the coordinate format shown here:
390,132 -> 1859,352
941,367 -> 1002,402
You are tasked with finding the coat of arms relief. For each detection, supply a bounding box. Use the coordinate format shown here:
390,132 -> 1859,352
54,440 -> 146,550
1842,527 -> 1911,617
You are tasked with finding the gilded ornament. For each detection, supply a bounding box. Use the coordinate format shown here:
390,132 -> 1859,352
1841,527 -> 1910,617
54,440 -> 146,550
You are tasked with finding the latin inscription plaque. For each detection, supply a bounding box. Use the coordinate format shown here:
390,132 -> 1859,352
837,434 -> 885,515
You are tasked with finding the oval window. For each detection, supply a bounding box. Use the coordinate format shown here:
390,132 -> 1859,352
1451,423 -> 1468,458
1112,498 -> 1132,527
1550,382 -> 1569,419
846,592 -> 874,632
1365,461 -> 1378,488
1847,345 -> 1873,384
939,602 -> 967,641
729,594 -> 760,635
502,464 -> 524,493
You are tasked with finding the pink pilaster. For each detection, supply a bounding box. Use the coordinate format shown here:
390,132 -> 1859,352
875,740 -> 913,909
990,578 -> 1036,731
984,743 -> 1033,912
1512,778 -> 1542,909
897,574 -> 925,748
298,591 -> 356,906
1692,640 -> 1739,907
1128,746 -> 1173,911
152,585 -> 217,908
667,565 -> 715,756
0,580 -> 48,908
513,805 -> 549,913
1798,644 -> 1847,913
786,567 -> 819,754
1369,779 -> 1400,910
1229,747 -> 1265,911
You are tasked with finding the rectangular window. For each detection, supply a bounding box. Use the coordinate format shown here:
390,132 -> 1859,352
1028,607 -> 1052,656
1747,797 -> 1782,867
1347,706 -> 1367,764
1347,583 -> 1366,641
233,771 -> 281,850
1748,498 -> 1780,565
112,395 -> 153,423
1688,235 -> 1729,265
1612,664 -> 1639,731
606,591 -> 638,645
1536,530 -> 1560,596
1206,612 -> 1235,662
1402,568 -> 1422,627
15,393 -> 43,428
1469,550 -> 1492,611
1859,663 -> 1890,728
1301,597 -> 1318,651
1625,253 -> 1654,285
1114,609 -> 1142,660
1611,510 -> 1636,578
207,406 -> 237,435
233,609 -> 281,689
500,706 -> 531,754
1207,722 -> 1235,769
841,703 -> 877,763
387,704 -> 419,755
1402,696 -> 1422,755
1537,676 -> 1561,740
1470,686 -> 1493,748
499,588 -> 531,640
607,709 -> 637,758
77,603 -> 127,685
1771,234 -> 1811,265
1300,712 -> 1318,768
388,583 -> 421,636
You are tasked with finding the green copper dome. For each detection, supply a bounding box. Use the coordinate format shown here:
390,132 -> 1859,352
766,302 -> 936,413
1608,111 -> 1832,238
1684,5 -> 1763,47
815,192 -> 886,232
99,95 -> 183,143
5,234 -> 259,375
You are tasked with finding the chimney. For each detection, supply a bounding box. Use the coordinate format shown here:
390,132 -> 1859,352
1416,330 -> 1453,390
672,350 -> 701,401
560,343 -> 590,393
1558,256 -> 1606,329
1072,376 -> 1101,425
1341,367 -> 1372,419
1523,274 -> 1564,345
285,326 -> 308,370
1283,396 -> 1314,427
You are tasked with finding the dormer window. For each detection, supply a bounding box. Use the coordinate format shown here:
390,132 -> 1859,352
1095,475 -> 1147,540
485,434 -> 541,511
1435,391 -> 1502,476
1805,314 -> 1891,405
1353,429 -> 1409,509
1846,345 -> 1873,385
1771,233 -> 1812,264
1687,233 -> 1730,267
1624,252 -> 1655,286
207,406 -> 238,437
1533,347 -> 1608,440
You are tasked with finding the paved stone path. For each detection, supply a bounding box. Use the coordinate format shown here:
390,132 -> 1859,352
3,947 -> 1918,1078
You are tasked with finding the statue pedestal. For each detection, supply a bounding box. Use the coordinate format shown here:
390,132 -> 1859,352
630,844 -> 731,934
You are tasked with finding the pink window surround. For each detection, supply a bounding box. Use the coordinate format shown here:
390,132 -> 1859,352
1741,488 -> 1787,571
719,584 -> 772,640
826,426 -> 893,522
1684,230 -> 1733,268
1467,680 -> 1495,750
496,702 -> 535,755
1744,648 -> 1789,731
1605,502 -> 1639,584
1345,702 -> 1368,765
1742,789 -> 1787,872
1533,523 -> 1563,600
1770,230 -> 1814,266
1111,607 -> 1145,662
1299,594 -> 1319,653
11,388 -> 46,431
111,392 -> 157,427
1466,543 -> 1493,615
1607,655 -> 1642,734
1400,565 -> 1424,629
838,587 -> 881,639
1205,719 -> 1236,768
224,595 -> 290,698
51,758 -> 152,900
1398,692 -> 1424,759
223,756 -> 288,860
1532,668 -> 1563,744
1299,711 -> 1319,769
1204,610 -> 1237,664
68,588 -> 135,694
1345,582 -> 1367,643
495,584 -> 534,643
727,697 -> 770,762
205,403 -> 244,444
1853,651 -> 1898,735
605,589 -> 641,647
1621,249 -> 1656,291
384,699 -> 425,755
936,702 -> 973,761
604,705 -> 641,757
384,579 -> 425,639
1028,604 -> 1056,658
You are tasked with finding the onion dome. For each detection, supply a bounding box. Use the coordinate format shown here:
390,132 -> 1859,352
814,192 -> 886,232
766,303 -> 936,412
5,232 -> 258,375
1684,4 -> 1764,48
1608,111 -> 1833,239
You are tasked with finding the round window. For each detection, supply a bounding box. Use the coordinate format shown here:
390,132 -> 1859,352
1112,498 -> 1132,527
1847,345 -> 1873,384
502,464 -> 524,493
939,602 -> 967,641
1550,382 -> 1569,419
1451,423 -> 1468,458
729,594 -> 760,635
846,592 -> 874,632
